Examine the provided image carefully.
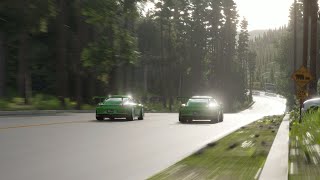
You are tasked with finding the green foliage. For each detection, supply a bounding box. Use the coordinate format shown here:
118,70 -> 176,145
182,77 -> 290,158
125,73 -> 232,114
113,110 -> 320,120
232,96 -> 253,112
32,94 -> 60,110
290,110 -> 320,178
151,115 -> 283,179
0,99 -> 9,110
1,0 -> 252,112
81,104 -> 95,110
64,98 -> 77,110
0,94 -> 81,110
11,97 -> 25,105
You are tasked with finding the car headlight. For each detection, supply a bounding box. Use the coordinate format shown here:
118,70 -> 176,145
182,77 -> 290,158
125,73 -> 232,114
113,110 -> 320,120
208,103 -> 218,109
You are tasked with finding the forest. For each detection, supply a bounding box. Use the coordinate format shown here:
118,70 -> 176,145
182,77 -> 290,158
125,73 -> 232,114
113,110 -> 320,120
250,0 -> 319,108
1,0 -> 307,111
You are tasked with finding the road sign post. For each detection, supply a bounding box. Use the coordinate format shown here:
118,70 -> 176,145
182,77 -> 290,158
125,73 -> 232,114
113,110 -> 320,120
292,66 -> 313,123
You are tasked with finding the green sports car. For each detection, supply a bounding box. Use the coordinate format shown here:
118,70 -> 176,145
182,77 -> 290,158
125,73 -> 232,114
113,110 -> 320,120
179,96 -> 223,123
95,95 -> 144,121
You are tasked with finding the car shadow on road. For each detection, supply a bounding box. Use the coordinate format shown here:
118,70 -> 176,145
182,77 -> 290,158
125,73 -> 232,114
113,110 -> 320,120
89,118 -> 139,123
177,120 -> 220,125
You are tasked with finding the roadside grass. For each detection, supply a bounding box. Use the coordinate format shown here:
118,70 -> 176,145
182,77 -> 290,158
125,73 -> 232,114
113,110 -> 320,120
144,99 -> 254,113
0,94 -> 95,111
289,110 -> 320,179
144,102 -> 180,113
149,115 -> 283,180
1,94 -> 253,112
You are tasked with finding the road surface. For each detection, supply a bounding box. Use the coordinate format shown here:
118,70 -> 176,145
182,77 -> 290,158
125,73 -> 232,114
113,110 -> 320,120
0,94 -> 286,180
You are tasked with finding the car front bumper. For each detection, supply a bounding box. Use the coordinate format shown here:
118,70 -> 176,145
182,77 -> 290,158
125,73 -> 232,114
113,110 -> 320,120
179,108 -> 219,119
96,114 -> 129,118
96,106 -> 131,117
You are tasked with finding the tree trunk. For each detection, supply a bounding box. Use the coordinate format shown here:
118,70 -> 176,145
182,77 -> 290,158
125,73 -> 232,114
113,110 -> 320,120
74,0 -> 86,110
160,6 -> 166,108
17,31 -> 31,104
56,0 -> 68,108
309,0 -> 318,95
87,73 -> 96,104
303,0 -> 310,67
0,31 -> 5,97
74,33 -> 82,110
143,64 -> 148,92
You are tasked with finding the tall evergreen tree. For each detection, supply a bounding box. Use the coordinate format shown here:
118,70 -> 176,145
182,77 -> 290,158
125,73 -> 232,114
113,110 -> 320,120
237,17 -> 250,101
221,0 -> 240,106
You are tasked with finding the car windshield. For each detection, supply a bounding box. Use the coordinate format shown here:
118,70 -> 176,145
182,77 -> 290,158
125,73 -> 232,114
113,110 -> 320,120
187,98 -> 209,105
104,98 -> 129,103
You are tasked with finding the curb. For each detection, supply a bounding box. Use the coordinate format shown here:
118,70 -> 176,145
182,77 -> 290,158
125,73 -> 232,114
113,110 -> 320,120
0,110 -> 95,116
259,114 -> 289,180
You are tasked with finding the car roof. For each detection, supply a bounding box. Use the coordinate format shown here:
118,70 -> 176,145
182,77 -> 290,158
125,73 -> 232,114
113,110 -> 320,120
190,96 -> 212,99
109,95 -> 131,98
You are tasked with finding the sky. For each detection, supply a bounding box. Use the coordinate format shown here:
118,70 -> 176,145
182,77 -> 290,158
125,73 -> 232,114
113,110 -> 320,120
145,0 -> 294,31
234,0 -> 293,31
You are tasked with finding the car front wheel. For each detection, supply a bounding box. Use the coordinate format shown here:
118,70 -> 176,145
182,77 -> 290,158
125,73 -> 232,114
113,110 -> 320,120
126,109 -> 134,121
179,113 -> 187,123
96,116 -> 104,121
179,117 -> 187,123
211,115 -> 219,123
138,108 -> 144,120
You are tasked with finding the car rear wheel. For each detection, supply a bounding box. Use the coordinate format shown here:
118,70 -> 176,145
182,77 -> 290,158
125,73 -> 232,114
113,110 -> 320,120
138,109 -> 144,120
126,109 -> 134,121
96,116 -> 104,121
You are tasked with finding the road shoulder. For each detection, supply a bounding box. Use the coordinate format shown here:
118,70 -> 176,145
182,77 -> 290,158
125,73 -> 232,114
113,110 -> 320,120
0,110 -> 94,116
259,114 -> 289,180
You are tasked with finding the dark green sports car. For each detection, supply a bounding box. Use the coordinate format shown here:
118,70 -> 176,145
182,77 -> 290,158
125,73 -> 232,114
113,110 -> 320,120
95,95 -> 144,121
179,96 -> 223,123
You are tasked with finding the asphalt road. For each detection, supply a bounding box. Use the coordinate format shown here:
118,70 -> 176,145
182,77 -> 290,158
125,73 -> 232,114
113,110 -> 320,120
0,94 -> 286,180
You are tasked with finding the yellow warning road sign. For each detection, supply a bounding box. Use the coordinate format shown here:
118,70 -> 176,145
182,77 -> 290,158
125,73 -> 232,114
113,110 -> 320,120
296,88 -> 308,100
292,66 -> 313,87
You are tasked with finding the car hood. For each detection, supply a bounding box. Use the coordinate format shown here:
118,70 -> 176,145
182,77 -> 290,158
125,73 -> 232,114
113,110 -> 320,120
186,102 -> 208,108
